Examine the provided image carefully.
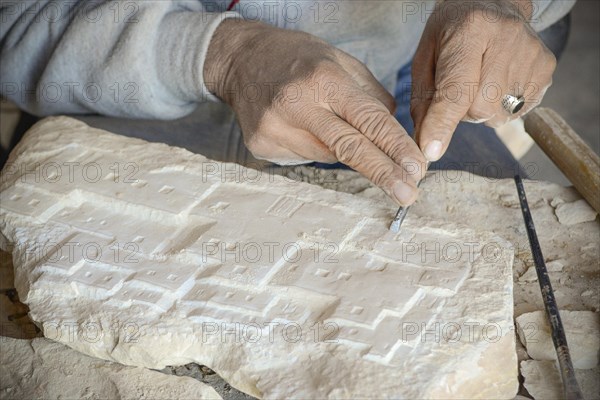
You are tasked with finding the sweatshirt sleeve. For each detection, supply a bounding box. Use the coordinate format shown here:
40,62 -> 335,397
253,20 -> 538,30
0,1 -> 240,119
529,0 -> 576,32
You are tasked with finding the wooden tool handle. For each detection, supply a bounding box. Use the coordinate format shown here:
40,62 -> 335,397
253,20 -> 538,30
523,107 -> 600,213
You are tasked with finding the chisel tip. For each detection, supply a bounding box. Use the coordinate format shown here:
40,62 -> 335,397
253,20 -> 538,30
388,162 -> 430,233
389,219 -> 401,233
389,206 -> 409,233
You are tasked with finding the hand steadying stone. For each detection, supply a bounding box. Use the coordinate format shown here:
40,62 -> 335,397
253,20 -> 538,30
411,0 -> 556,162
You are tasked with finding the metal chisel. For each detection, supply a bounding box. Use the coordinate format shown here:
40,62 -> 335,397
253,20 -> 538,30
389,162 -> 430,233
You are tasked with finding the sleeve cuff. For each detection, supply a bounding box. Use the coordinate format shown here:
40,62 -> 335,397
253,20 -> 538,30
529,0 -> 576,32
157,11 -> 242,104
197,11 -> 242,102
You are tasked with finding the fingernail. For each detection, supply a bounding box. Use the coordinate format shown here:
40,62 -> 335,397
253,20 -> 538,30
424,140 -> 443,161
392,181 -> 416,205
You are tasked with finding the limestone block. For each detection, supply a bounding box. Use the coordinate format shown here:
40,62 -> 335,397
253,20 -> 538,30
0,336 -> 221,399
554,199 -> 598,225
521,360 -> 600,400
0,117 -> 518,399
546,260 -> 565,272
381,169 -> 598,316
518,260 -> 565,283
516,310 -> 600,369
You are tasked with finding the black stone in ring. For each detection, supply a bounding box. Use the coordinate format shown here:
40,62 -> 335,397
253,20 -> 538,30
502,95 -> 526,114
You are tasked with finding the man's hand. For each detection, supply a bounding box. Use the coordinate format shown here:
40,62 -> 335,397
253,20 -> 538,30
411,0 -> 556,162
204,20 -> 427,206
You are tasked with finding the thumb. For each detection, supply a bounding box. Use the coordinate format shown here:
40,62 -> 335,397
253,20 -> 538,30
415,50 -> 482,162
410,45 -> 435,143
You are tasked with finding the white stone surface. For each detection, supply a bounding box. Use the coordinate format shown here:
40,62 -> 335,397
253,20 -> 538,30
554,199 -> 598,225
521,360 -> 600,400
516,310 -> 600,369
0,336 -> 221,399
301,159 -> 599,395
366,170 -> 599,317
546,260 -> 565,273
0,117 -> 518,398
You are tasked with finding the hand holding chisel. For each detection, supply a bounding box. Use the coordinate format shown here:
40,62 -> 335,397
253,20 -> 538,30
390,162 -> 430,233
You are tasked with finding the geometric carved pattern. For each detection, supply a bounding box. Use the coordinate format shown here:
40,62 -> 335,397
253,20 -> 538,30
0,117 -> 516,398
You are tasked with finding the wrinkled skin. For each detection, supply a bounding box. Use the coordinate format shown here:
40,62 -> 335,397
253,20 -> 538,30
204,20 -> 427,206
411,0 -> 556,161
204,0 -> 555,205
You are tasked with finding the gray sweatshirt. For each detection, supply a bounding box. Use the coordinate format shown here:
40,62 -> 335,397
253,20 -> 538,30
1,0 -> 576,120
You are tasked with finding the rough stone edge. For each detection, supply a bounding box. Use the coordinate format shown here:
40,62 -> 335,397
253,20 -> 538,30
0,116 -> 519,399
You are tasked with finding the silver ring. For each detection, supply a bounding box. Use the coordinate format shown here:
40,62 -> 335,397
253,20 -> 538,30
501,95 -> 526,114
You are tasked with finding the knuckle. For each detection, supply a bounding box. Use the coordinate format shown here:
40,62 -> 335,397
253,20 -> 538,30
304,111 -> 334,138
369,163 -> 397,188
272,88 -> 293,110
386,138 -> 411,162
329,133 -> 365,165
354,107 -> 390,139
310,60 -> 341,84
337,51 -> 367,72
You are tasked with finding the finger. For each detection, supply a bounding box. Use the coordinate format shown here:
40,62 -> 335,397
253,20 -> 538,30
330,87 -> 428,181
275,126 -> 338,163
417,43 -> 484,162
516,80 -> 548,117
336,52 -> 397,114
514,49 -> 556,117
249,111 -> 337,163
467,54 -> 509,127
307,108 -> 420,206
410,35 -> 436,137
244,131 -> 312,165
250,145 -> 310,165
482,68 -> 552,128
352,71 -> 397,114
476,43 -> 555,127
